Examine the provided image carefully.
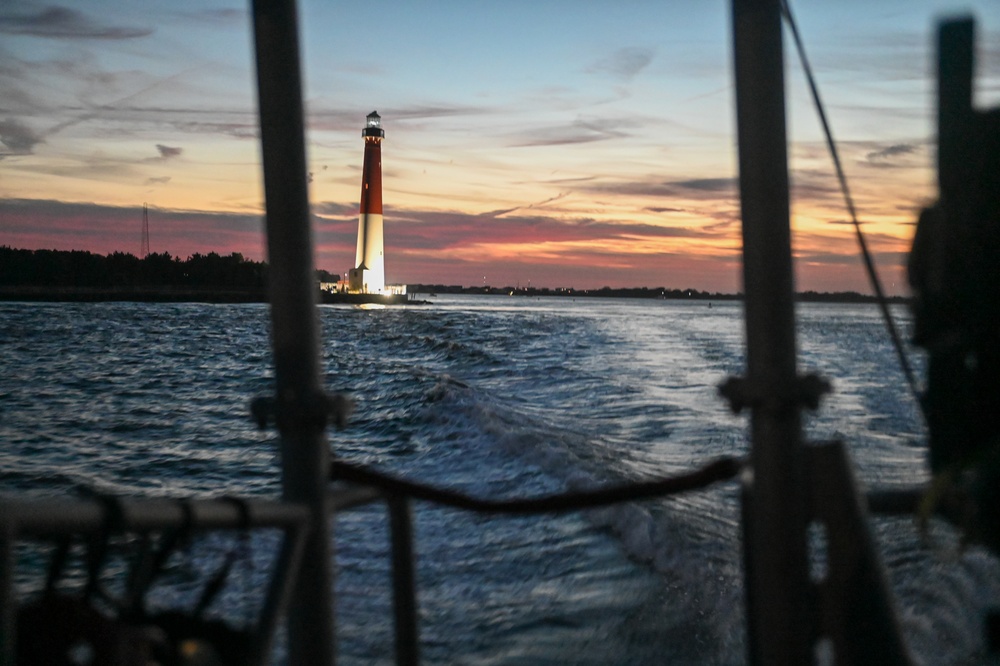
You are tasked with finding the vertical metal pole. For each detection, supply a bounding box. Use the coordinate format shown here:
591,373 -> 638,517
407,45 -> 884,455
0,524 -> 14,666
731,0 -> 813,663
937,18 -> 974,202
388,496 -> 419,666
249,1 -> 334,664
250,524 -> 311,666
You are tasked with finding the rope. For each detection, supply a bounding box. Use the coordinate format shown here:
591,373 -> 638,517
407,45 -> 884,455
780,0 -> 924,412
330,456 -> 744,515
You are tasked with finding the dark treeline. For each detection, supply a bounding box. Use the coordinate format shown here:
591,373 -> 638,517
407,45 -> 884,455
795,290 -> 908,304
409,284 -> 909,304
0,246 -> 340,290
0,246 -> 267,289
408,284 -> 739,299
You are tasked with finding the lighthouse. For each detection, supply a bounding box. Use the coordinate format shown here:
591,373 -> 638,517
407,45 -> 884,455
349,111 -> 386,294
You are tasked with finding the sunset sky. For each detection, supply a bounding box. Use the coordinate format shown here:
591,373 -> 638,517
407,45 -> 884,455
1,1 -> 998,292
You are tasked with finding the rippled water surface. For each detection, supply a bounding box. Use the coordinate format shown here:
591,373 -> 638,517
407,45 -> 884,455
1,297 -> 998,664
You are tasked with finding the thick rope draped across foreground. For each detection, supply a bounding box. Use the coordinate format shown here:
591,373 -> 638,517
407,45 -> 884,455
329,456 -> 744,515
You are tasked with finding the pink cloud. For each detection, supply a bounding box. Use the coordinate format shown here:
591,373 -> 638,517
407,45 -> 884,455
0,197 -> 906,294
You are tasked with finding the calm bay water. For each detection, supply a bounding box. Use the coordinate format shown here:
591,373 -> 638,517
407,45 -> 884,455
1,296 -> 998,664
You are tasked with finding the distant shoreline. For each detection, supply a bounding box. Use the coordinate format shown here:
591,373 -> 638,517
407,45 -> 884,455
0,285 -> 910,305
407,285 -> 910,305
0,286 -> 267,303
0,248 -> 910,305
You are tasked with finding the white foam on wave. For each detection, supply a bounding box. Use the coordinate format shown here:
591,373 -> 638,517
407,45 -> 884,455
411,304 -> 1000,665
423,375 -> 748,662
428,374 -> 1000,665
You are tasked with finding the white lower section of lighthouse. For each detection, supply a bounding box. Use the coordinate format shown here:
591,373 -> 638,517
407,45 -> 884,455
349,212 -> 385,294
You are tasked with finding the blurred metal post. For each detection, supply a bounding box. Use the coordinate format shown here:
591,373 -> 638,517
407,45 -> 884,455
250,0 -> 334,663
0,524 -> 13,666
250,523 -> 311,666
937,18 -> 974,201
809,442 -> 913,664
388,496 -> 419,665
731,0 -> 813,663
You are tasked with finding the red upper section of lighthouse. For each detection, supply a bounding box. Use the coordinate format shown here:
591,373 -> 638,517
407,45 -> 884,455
359,142 -> 382,215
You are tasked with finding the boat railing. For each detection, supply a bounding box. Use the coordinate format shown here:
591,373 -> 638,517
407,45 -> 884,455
0,457 -> 741,665
0,448 -> 945,665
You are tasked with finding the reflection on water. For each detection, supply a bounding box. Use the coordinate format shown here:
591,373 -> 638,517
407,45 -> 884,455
0,298 -> 995,664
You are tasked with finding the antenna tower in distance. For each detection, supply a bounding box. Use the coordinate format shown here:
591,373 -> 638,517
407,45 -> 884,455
141,203 -> 150,258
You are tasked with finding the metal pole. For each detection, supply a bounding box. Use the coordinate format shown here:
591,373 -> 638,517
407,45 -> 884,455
808,442 -> 913,664
251,524 -> 311,666
388,496 -> 419,666
1,497 -> 309,535
0,524 -> 14,666
937,18 -> 974,203
731,0 -> 813,663
249,0 -> 335,663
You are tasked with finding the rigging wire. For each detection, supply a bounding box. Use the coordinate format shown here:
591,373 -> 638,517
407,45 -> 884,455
780,0 -> 924,414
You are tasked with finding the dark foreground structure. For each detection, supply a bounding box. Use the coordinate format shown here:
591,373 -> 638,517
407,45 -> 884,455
2,2 -> 998,666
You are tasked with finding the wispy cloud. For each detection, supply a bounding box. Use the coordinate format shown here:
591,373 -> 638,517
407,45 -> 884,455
674,178 -> 735,192
308,104 -> 492,135
0,6 -> 152,40
0,51 -> 250,152
0,117 -> 43,157
155,144 -> 182,159
0,198 -> 262,257
392,104 -> 491,122
510,117 -> 630,147
497,193 -> 569,217
372,207 -> 718,254
13,153 -> 139,182
796,247 -> 907,269
579,176 -> 738,199
864,142 -> 920,167
313,201 -> 356,217
587,47 -> 655,81
866,144 -> 916,160
178,8 -> 246,25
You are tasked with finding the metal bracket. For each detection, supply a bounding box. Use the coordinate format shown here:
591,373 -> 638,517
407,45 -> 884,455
718,372 -> 831,414
250,391 -> 354,431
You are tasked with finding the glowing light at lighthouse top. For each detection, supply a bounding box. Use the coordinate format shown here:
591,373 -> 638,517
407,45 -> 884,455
363,111 -> 385,139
